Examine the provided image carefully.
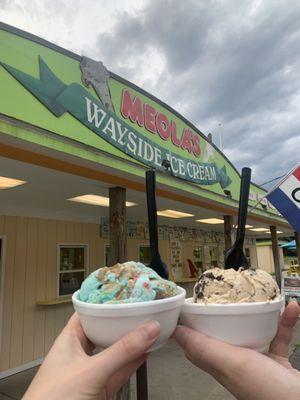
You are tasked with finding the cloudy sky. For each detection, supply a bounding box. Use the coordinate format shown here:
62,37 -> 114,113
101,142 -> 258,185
1,0 -> 300,187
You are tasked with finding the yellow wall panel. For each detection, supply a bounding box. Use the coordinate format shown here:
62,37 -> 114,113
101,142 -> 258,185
10,217 -> 28,368
0,216 -> 16,370
0,215 -> 259,372
44,220 -> 57,353
22,218 -> 38,364
33,219 -> 47,359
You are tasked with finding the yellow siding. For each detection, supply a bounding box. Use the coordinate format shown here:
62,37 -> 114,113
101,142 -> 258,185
1,216 -> 17,371
22,218 -> 38,364
0,216 -> 105,372
33,219 -> 47,360
256,246 -> 274,273
256,245 -> 284,274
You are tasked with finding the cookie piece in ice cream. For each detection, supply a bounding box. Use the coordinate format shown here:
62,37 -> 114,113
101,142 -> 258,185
78,261 -> 178,304
193,267 -> 280,304
193,268 -> 254,304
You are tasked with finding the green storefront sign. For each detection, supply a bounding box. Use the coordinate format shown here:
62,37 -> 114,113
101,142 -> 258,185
1,56 -> 232,188
0,23 -> 280,217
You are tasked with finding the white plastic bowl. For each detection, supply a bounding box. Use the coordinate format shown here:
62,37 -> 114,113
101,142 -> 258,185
72,286 -> 186,351
180,296 -> 285,353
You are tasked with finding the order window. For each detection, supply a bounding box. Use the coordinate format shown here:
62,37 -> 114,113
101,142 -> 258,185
58,245 -> 87,296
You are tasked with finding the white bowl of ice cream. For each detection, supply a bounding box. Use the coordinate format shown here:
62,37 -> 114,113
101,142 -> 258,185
180,268 -> 284,353
72,261 -> 186,351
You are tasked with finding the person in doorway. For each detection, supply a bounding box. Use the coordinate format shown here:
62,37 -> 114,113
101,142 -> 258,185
23,302 -> 300,400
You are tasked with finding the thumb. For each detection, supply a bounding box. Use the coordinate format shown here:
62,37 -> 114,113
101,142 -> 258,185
269,300 -> 300,357
173,326 -> 297,400
91,321 -> 160,380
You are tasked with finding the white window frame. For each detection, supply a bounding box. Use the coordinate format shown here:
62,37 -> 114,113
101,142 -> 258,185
57,243 -> 88,298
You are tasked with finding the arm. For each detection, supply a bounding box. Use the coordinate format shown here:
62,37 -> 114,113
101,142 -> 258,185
23,314 -> 160,400
174,301 -> 300,400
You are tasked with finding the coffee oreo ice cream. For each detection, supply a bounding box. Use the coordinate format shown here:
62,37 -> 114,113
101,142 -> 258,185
193,268 -> 280,304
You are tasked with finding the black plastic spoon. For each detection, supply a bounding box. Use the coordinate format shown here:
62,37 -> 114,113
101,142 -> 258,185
136,170 -> 168,400
224,167 -> 252,270
146,169 -> 169,279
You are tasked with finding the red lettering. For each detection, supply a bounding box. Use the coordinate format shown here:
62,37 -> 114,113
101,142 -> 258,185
181,129 -> 193,153
120,89 -> 203,157
120,89 -> 143,126
156,112 -> 171,140
192,134 -> 201,157
144,103 -> 157,133
171,120 -> 181,147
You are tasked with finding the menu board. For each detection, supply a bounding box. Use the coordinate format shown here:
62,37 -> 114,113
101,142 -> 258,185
171,248 -> 181,265
100,216 -> 109,238
170,240 -> 181,266
193,246 -> 203,261
136,221 -> 145,239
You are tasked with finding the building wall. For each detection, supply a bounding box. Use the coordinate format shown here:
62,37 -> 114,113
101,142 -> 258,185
248,245 -> 258,269
0,215 -> 106,372
0,216 -> 172,372
257,246 -> 273,273
0,215 -> 258,372
256,245 -> 284,273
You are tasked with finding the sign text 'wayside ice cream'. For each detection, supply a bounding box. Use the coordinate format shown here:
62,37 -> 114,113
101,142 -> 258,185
0,56 -> 231,188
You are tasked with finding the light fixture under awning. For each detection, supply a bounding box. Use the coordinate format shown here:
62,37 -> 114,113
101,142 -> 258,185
69,194 -> 137,207
0,176 -> 27,189
157,210 -> 194,218
196,218 -> 224,224
249,228 -> 269,232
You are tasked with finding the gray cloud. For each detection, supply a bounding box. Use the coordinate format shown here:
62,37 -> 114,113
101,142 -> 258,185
95,0 -> 300,185
1,0 -> 299,187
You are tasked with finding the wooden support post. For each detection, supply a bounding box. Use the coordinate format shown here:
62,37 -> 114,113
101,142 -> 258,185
270,225 -> 281,288
109,187 -> 129,400
295,232 -> 300,266
136,360 -> 148,400
223,215 -> 233,252
109,187 -> 127,265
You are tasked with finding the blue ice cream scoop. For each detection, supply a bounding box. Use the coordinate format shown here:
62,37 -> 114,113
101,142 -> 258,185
78,261 -> 178,304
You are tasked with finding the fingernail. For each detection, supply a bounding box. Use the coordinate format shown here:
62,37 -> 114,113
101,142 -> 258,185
142,321 -> 160,341
173,326 -> 188,345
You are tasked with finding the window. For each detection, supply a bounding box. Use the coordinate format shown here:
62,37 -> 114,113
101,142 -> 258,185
58,245 -> 87,296
139,246 -> 151,264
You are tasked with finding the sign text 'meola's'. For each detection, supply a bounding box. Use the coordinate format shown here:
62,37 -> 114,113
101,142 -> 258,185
85,97 -> 217,183
120,89 -> 201,158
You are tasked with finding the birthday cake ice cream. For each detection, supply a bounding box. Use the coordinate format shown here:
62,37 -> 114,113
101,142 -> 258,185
79,261 -> 178,304
193,268 -> 280,304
